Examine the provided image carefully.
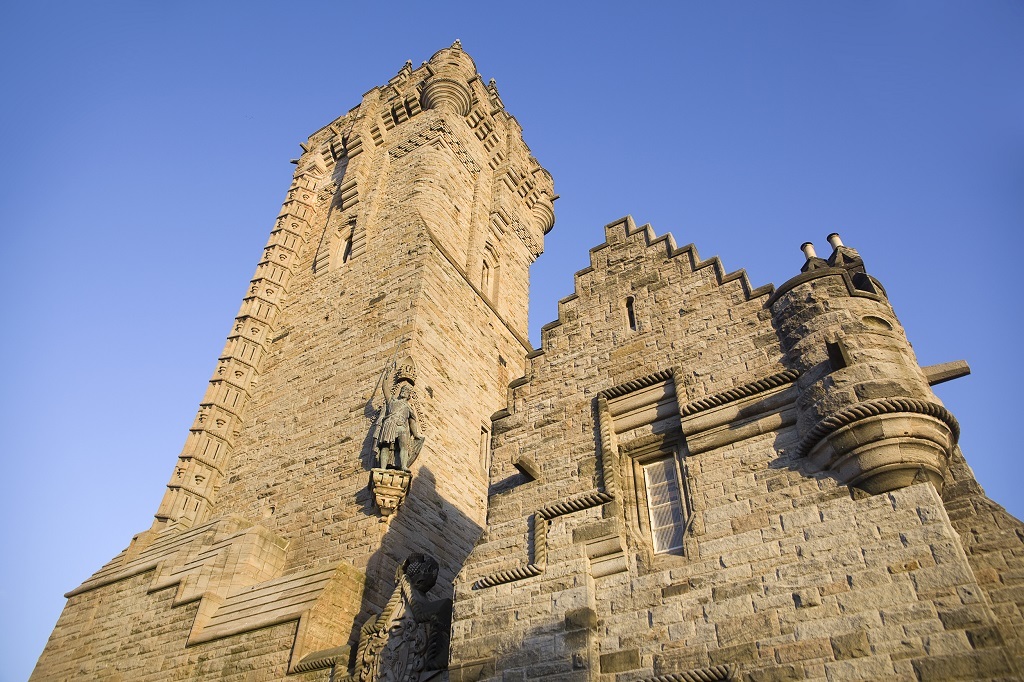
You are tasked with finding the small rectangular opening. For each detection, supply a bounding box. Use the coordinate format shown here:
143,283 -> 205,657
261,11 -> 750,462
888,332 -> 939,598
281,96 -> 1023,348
826,340 -> 849,371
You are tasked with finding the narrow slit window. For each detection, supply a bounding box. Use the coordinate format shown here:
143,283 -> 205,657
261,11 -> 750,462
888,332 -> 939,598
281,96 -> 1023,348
479,426 -> 491,476
481,260 -> 491,292
626,296 -> 637,331
826,340 -> 849,372
341,235 -> 353,264
642,457 -> 684,554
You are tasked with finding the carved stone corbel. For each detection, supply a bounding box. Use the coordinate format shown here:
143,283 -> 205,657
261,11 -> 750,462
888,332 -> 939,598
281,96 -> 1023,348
370,468 -> 412,517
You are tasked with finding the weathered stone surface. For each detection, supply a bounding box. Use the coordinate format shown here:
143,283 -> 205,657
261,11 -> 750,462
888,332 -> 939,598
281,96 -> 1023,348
33,44 -> 1024,682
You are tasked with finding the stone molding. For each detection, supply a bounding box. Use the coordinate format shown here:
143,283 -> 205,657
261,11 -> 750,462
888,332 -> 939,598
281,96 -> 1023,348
641,665 -> 735,682
598,369 -> 676,401
794,396 -> 960,459
679,369 -> 800,417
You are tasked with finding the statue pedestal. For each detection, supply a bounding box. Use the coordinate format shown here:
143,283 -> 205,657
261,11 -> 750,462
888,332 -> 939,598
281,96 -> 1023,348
370,468 -> 412,517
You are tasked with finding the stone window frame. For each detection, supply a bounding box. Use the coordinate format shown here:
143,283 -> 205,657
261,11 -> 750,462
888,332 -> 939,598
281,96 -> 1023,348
619,433 -> 693,563
481,242 -> 500,302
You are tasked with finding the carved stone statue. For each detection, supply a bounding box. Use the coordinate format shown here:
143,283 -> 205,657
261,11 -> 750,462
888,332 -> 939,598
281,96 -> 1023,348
354,553 -> 452,681
373,364 -> 424,471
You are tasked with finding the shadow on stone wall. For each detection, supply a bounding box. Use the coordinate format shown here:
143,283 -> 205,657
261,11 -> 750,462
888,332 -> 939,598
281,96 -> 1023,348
343,465 -> 482,674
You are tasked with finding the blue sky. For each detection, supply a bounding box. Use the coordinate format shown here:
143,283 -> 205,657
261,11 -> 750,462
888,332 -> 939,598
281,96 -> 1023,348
1,2 -> 1021,679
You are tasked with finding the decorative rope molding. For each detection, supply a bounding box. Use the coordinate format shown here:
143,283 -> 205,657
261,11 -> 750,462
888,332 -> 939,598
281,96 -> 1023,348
472,490 -> 613,589
538,491 -> 614,520
641,665 -> 735,682
472,398 -> 620,590
598,368 -> 675,401
596,396 -> 620,501
679,369 -> 800,417
794,397 -> 961,459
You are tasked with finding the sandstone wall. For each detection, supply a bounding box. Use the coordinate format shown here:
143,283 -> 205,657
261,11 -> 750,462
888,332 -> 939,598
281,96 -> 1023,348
451,218 -> 1021,681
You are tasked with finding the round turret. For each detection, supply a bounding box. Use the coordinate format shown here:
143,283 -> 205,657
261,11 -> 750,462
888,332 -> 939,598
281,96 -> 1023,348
769,234 -> 958,494
421,40 -> 475,116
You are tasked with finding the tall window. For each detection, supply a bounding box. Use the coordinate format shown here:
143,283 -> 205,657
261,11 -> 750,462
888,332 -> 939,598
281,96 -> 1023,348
642,457 -> 685,554
625,296 -> 637,331
341,234 -> 353,264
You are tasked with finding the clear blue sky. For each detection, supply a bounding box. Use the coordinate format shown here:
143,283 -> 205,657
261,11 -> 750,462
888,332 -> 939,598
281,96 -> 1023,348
1,2 -> 1021,679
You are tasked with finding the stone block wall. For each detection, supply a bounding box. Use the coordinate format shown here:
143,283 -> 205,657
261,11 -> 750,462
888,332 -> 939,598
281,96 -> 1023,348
451,218 -> 1022,681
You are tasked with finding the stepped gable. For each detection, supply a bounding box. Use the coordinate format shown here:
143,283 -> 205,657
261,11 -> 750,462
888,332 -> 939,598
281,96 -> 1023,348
536,216 -> 773,352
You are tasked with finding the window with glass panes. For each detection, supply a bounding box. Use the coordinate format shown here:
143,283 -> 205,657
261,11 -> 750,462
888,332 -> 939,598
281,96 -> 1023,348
642,457 -> 685,553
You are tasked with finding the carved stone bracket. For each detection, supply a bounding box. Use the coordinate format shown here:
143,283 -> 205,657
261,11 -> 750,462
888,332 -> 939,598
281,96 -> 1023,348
370,468 -> 412,517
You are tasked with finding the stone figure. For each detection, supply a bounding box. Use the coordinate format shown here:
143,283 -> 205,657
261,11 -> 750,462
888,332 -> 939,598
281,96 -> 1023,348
373,364 -> 424,471
354,553 -> 452,681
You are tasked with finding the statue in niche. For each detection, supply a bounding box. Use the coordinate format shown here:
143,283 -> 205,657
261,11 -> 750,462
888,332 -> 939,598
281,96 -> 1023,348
354,553 -> 452,681
373,362 -> 424,471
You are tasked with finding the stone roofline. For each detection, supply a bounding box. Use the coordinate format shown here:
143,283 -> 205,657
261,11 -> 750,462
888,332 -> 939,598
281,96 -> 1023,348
302,41 -> 553,195
530,215 -> 774,359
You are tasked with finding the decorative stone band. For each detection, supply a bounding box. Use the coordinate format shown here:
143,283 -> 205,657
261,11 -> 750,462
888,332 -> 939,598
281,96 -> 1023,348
679,369 -> 800,417
641,665 -> 735,682
471,491 -> 613,589
598,369 -> 675,401
794,397 -> 961,460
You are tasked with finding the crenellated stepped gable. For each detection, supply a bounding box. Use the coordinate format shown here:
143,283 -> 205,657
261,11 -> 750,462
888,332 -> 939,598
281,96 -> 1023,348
536,216 -> 773,354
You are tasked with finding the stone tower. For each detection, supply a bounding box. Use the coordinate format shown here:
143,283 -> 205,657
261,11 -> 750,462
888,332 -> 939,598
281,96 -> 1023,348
33,42 -> 555,680
35,45 -> 1024,682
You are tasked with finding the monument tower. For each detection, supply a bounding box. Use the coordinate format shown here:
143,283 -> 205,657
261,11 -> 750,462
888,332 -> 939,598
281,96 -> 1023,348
35,44 -> 1024,682
33,41 -> 555,680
